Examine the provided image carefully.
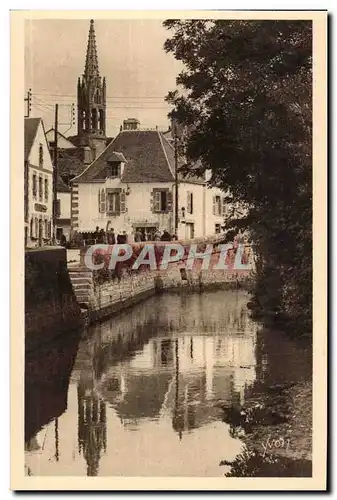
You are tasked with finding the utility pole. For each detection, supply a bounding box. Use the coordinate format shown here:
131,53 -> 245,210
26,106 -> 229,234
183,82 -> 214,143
53,104 -> 59,244
174,125 -> 179,236
24,89 -> 32,118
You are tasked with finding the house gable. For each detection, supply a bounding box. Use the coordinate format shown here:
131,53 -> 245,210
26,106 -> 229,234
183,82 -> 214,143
25,118 -> 53,173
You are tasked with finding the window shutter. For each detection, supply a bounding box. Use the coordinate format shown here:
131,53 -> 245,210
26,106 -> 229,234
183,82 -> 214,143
167,191 -> 173,212
32,175 -> 37,198
150,191 -> 154,212
120,191 -> 127,213
222,198 -> 227,216
187,192 -> 193,214
154,191 -> 161,212
212,196 -> 216,215
99,189 -> 106,213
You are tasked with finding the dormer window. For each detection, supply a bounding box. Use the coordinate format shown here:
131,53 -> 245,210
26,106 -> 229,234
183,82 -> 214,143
107,161 -> 121,178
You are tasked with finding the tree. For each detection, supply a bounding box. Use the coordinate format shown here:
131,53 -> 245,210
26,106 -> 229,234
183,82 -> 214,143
163,20 -> 312,332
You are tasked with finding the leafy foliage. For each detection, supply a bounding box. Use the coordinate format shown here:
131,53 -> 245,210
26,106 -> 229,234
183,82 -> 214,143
163,19 -> 312,333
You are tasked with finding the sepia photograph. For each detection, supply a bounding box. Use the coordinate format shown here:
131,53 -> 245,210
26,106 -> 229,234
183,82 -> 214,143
11,9 -> 327,491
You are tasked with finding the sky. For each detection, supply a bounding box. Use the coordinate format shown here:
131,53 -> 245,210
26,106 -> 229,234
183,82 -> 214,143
24,19 -> 183,137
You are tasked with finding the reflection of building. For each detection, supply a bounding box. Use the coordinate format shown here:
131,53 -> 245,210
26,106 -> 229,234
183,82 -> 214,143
77,380 -> 107,477
97,323 -> 258,439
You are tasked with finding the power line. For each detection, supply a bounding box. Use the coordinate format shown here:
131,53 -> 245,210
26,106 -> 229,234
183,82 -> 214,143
33,92 -> 168,100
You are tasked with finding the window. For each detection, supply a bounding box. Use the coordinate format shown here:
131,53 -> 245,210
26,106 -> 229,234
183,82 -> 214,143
222,198 -> 227,216
44,219 -> 48,238
98,189 -> 106,213
152,189 -> 173,213
48,221 -> 52,239
44,178 -> 48,202
32,174 -> 37,198
39,144 -> 43,167
213,195 -> 222,216
107,192 -> 120,214
215,223 -> 221,234
39,176 -> 43,201
107,163 -> 120,178
187,192 -> 193,214
30,218 -> 34,238
35,218 -> 39,237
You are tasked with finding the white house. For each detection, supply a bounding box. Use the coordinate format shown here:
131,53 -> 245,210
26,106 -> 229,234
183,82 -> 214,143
24,117 -> 53,248
70,129 -> 231,242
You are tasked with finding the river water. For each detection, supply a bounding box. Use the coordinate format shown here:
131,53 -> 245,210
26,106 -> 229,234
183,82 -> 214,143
25,290 -> 311,477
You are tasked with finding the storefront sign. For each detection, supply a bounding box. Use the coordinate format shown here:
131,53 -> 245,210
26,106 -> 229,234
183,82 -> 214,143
34,203 -> 47,212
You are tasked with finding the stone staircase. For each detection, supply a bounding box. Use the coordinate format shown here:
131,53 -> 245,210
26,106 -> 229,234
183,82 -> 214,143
68,266 -> 94,309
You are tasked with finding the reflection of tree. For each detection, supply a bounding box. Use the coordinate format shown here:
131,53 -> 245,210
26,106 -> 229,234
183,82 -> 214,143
77,381 -> 107,477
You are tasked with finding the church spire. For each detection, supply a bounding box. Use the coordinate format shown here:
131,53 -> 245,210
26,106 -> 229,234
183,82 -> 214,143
77,19 -> 107,151
84,19 -> 99,80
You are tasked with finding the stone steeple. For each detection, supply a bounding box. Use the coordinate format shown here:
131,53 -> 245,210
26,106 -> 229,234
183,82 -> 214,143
77,19 -> 107,153
84,19 -> 100,81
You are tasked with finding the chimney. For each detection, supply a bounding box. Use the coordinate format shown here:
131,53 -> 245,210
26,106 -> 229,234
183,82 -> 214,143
123,118 -> 140,131
82,146 -> 93,164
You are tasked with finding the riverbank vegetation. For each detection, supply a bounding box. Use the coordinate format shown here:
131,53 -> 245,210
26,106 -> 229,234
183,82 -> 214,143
163,20 -> 312,335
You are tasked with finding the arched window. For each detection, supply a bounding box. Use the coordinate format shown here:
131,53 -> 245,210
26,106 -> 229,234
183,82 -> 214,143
99,109 -> 104,131
92,108 -> 98,131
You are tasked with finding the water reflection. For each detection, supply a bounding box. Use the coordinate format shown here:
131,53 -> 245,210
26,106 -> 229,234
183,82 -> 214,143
77,378 -> 107,476
24,290 -> 310,477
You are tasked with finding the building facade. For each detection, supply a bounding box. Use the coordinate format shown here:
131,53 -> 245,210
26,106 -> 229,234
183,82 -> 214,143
70,129 -> 231,242
24,117 -> 53,248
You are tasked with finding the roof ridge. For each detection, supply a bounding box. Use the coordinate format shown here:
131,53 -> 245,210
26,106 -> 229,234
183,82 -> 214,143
158,131 -> 175,180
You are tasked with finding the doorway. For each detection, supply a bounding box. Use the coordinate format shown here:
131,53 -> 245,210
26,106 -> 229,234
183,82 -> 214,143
185,223 -> 195,240
38,219 -> 43,247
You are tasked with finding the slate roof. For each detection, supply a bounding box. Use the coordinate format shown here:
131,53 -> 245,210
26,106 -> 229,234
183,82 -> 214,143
24,118 -> 41,161
57,149 -> 87,179
72,130 -> 205,184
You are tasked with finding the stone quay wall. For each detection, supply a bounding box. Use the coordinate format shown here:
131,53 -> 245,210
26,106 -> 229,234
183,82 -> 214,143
25,247 -> 83,351
82,259 -> 253,324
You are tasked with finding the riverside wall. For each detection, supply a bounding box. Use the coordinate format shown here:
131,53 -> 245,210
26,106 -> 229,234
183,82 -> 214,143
83,262 -> 253,325
25,247 -> 83,351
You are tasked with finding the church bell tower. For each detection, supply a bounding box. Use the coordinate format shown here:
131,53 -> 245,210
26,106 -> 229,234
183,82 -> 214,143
77,19 -> 107,154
